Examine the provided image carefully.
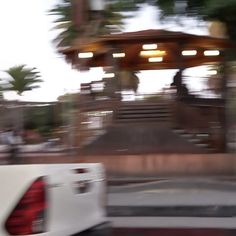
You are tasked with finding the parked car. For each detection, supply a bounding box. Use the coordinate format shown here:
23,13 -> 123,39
0,163 -> 110,235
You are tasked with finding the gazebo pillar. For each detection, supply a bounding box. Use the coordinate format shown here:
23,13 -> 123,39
171,41 -> 186,129
104,45 -> 122,100
221,50 -> 229,152
175,41 -> 186,97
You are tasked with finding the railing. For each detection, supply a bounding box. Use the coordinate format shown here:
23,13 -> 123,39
76,100 -> 114,148
171,99 -> 225,152
76,89 -> 226,152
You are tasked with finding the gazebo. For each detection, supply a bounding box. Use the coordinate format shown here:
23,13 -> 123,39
60,29 -> 234,153
61,29 -> 232,71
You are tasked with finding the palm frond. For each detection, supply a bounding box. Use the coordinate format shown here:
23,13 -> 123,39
3,65 -> 42,96
49,0 -> 139,48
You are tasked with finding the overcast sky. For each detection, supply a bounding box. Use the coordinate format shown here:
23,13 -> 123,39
0,1 -> 209,101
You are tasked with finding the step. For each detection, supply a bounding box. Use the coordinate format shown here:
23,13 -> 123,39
117,110 -> 171,114
188,138 -> 201,143
196,133 -> 210,138
119,106 -> 170,110
171,129 -> 213,151
195,143 -> 210,148
121,102 -> 169,106
172,129 -> 186,134
116,114 -> 171,119
207,147 -> 217,153
116,118 -> 171,123
180,133 -> 194,138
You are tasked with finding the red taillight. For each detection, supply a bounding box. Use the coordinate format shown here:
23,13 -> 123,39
5,177 -> 47,235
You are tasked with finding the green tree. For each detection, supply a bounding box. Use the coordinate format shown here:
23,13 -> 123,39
24,105 -> 60,139
152,0 -> 236,41
49,0 -> 128,47
49,0 -> 79,47
50,0 -> 236,45
49,1 -> 141,94
2,65 -> 42,132
3,65 -> 42,96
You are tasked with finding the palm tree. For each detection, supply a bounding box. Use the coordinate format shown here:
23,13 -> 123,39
2,65 -> 42,132
50,0 -> 236,46
49,0 -> 79,47
50,1 -> 142,92
49,0 -> 128,48
3,65 -> 42,96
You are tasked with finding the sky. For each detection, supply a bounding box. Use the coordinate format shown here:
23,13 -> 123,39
0,1 -> 210,101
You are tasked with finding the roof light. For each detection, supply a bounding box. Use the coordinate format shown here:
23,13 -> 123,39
103,73 -> 115,78
208,70 -> 218,75
204,50 -> 220,56
182,50 -> 197,56
142,44 -> 158,50
78,52 -> 93,58
148,57 -> 163,62
112,53 -> 125,58
140,50 -> 166,57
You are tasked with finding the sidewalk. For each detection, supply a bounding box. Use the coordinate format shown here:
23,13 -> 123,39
0,143 -> 67,153
108,178 -> 236,218
108,188 -> 236,207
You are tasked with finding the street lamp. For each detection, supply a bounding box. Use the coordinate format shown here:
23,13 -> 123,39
89,0 -> 105,11
72,0 -> 105,30
174,0 -> 187,14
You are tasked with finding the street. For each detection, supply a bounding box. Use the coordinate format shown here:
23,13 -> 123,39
111,227 -> 236,236
108,178 -> 236,235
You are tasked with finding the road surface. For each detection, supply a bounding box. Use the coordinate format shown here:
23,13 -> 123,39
108,178 -> 236,232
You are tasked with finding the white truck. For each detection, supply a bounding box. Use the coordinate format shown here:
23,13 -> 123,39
0,163 -> 110,236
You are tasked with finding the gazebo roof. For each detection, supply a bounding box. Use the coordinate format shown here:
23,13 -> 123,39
60,29 -> 233,71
